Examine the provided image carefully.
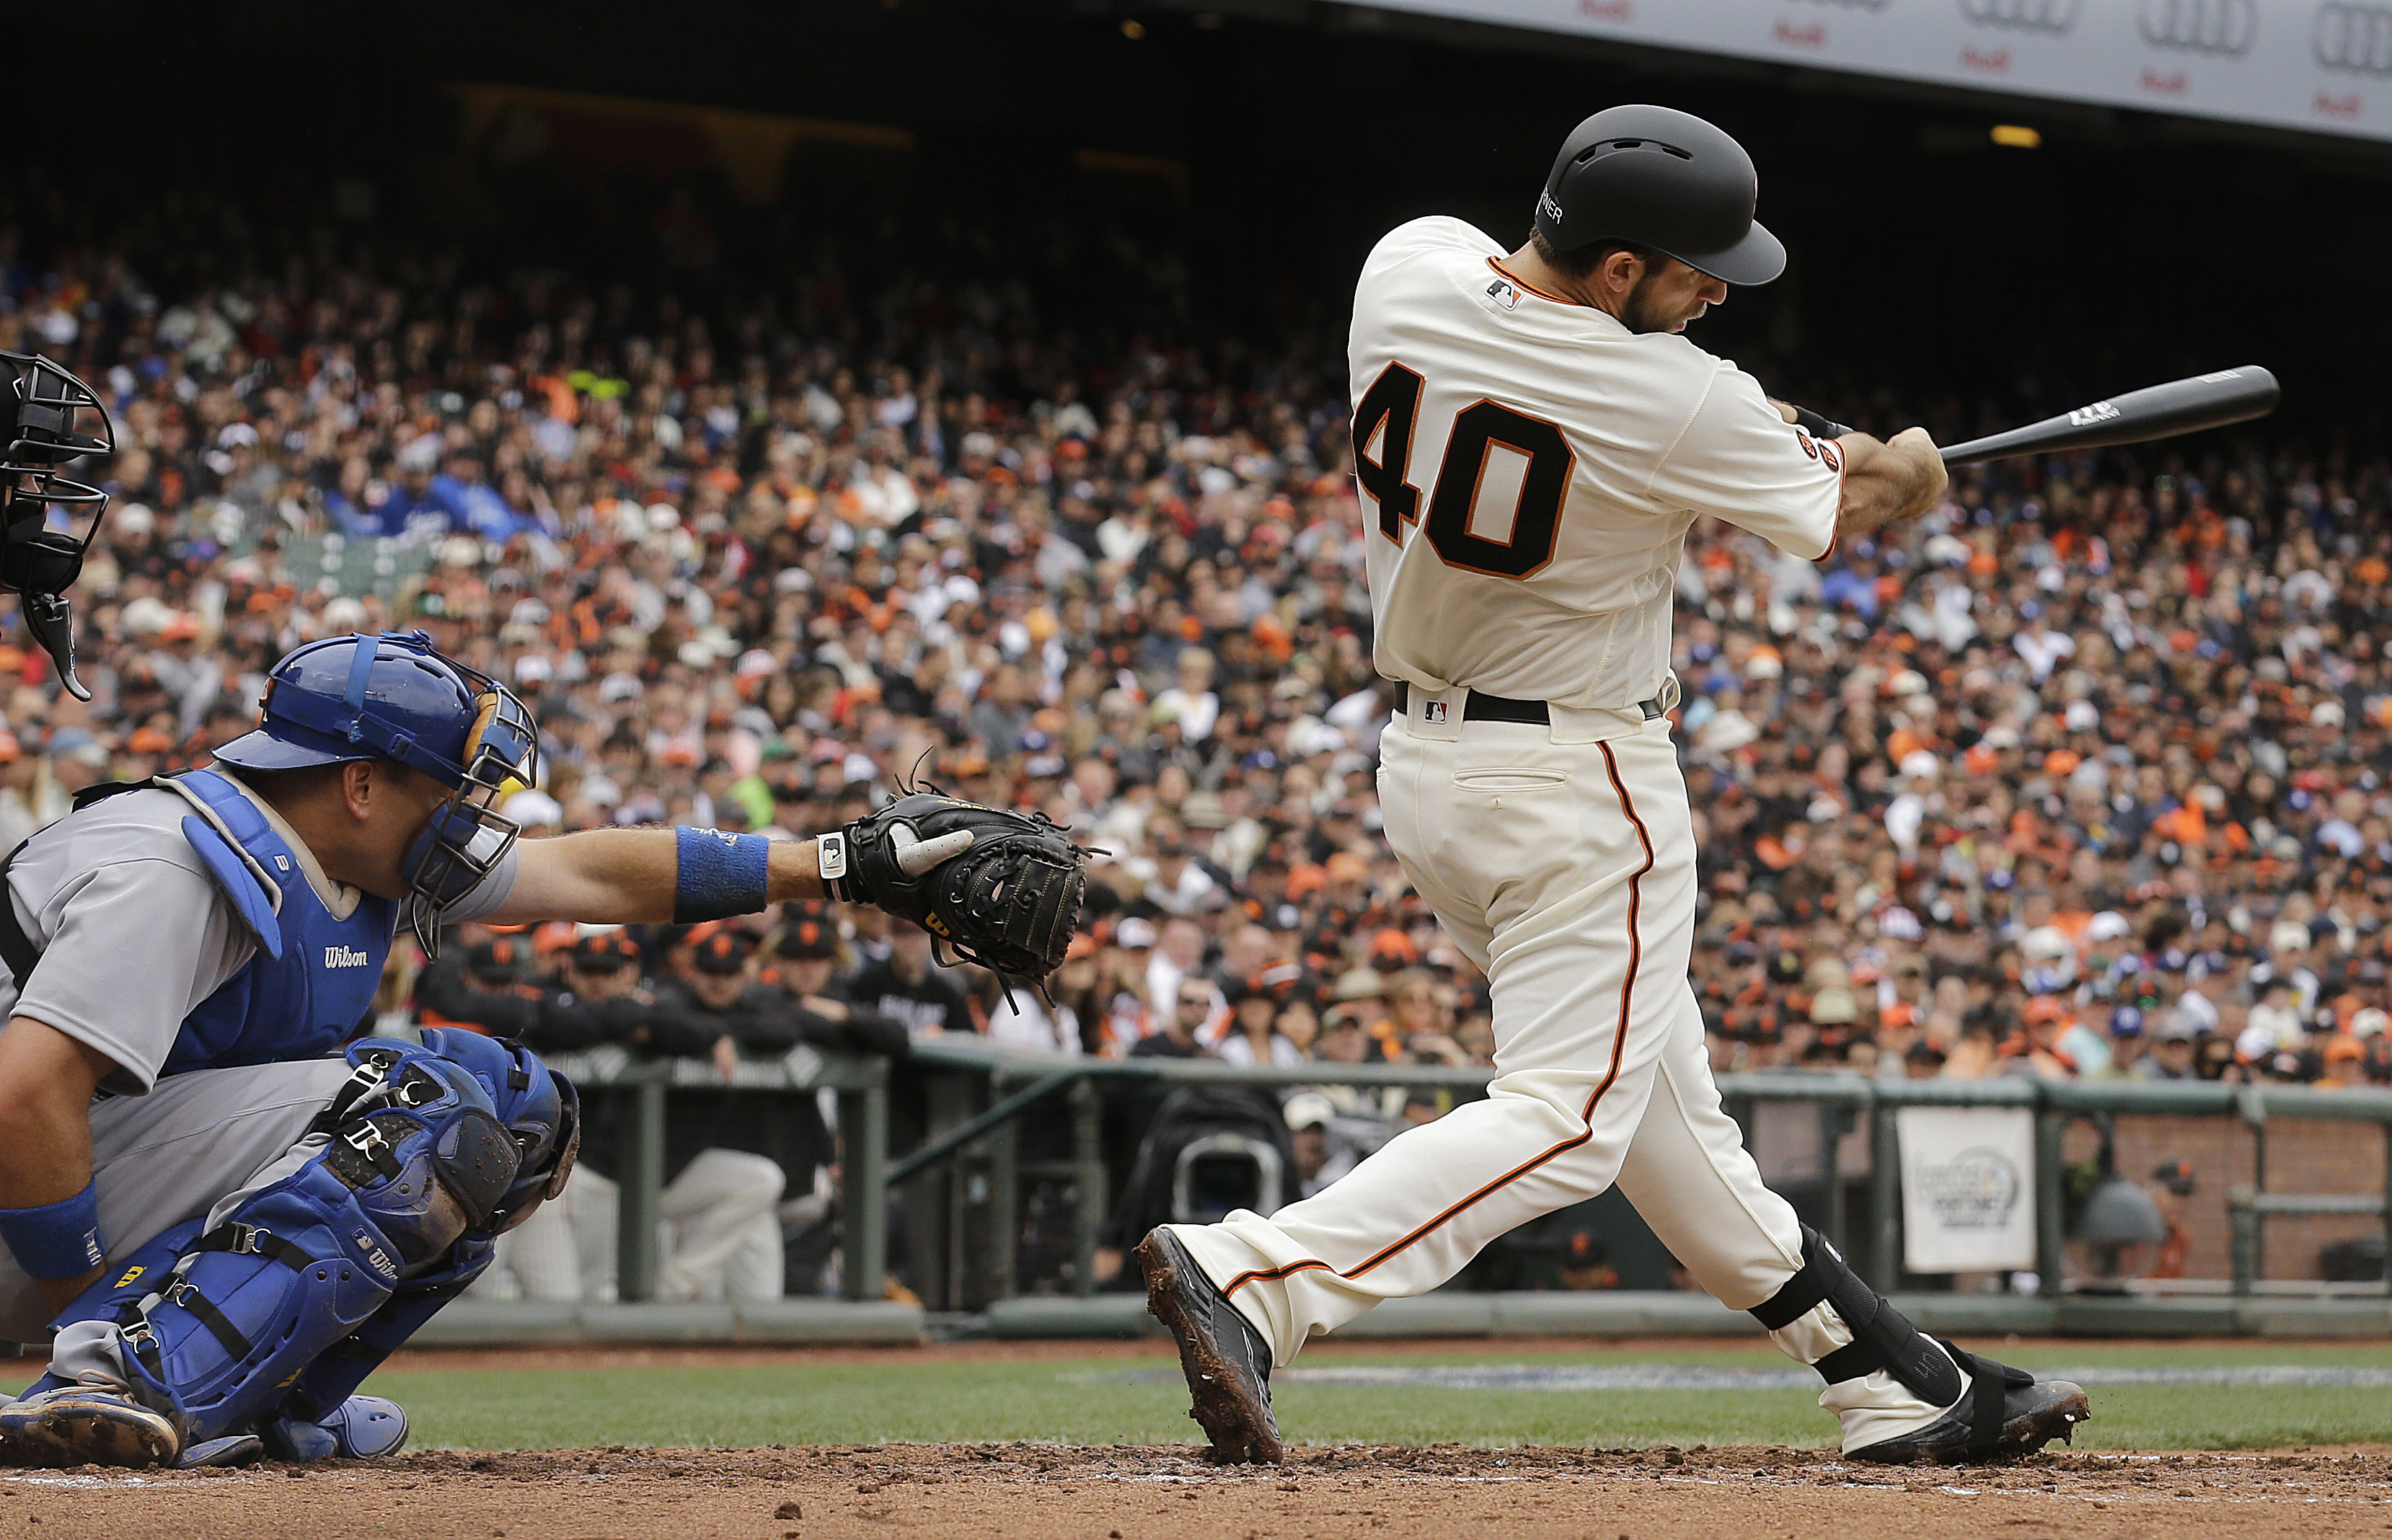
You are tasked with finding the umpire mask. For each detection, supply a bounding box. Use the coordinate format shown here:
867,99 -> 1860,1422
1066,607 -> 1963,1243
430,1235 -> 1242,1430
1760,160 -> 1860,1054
0,351 -> 115,700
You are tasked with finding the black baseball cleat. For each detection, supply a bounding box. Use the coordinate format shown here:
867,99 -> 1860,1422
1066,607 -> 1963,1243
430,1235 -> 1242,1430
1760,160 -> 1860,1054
1135,1226 -> 1284,1465
1845,1344 -> 2091,1465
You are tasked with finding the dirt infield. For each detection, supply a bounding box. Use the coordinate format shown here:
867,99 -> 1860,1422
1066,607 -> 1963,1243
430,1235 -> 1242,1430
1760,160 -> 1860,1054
7,1442 -> 2392,1540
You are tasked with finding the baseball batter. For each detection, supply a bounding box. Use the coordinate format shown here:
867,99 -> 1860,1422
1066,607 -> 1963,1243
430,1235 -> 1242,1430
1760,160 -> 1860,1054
1139,105 -> 2091,1466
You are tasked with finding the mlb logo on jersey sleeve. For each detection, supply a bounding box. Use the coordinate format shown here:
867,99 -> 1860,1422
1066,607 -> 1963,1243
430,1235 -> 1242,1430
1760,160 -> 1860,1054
1484,278 -> 1521,312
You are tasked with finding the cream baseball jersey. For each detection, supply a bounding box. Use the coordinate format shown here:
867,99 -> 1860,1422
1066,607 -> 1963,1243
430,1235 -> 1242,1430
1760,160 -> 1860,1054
1351,217 -> 1843,711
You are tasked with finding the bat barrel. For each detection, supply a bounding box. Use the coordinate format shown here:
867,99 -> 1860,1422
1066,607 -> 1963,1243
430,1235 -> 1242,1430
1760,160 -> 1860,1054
1938,366 -> 2280,467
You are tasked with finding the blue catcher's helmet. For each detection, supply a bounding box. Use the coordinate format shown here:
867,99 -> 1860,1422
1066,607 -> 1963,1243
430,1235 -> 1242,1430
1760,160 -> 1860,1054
213,631 -> 539,954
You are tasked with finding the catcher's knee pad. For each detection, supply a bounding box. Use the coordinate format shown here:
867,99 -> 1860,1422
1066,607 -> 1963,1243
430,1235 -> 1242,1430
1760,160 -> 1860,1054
90,1037 -> 526,1443
267,1034 -> 576,1425
1749,1224 -> 1961,1408
415,1028 -> 580,1232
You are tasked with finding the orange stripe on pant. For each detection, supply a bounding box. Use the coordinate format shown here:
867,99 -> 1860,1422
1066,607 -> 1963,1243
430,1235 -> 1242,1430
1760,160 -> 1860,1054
1219,738 -> 1657,1300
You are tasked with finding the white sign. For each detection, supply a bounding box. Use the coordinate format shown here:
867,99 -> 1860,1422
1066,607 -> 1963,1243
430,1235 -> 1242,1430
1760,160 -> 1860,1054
1359,0 -> 2392,145
1895,1105 -> 2038,1272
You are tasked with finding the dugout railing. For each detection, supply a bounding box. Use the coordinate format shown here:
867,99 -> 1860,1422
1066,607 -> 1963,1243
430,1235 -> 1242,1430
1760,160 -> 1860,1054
883,1040 -> 2392,1311
547,1042 -> 892,1303
552,1039 -> 2392,1316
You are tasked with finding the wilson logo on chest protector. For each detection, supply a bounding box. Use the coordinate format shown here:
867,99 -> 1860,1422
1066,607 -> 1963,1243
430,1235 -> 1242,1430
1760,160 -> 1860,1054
324,944 -> 373,969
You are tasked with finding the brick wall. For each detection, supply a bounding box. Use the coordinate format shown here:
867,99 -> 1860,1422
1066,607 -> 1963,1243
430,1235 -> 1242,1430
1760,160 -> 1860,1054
2067,1113 -> 2388,1282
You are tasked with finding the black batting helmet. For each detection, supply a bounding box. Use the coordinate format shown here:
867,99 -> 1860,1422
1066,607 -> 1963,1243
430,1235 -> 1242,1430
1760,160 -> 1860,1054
1534,105 -> 1784,286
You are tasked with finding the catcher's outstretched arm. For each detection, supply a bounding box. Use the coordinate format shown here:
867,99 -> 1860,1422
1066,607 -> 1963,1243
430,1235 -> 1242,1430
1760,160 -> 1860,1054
485,826 -> 795,924
480,822 -> 974,929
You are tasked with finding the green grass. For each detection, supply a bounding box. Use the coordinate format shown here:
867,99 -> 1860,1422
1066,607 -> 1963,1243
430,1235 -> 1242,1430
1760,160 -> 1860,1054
363,1342 -> 2392,1453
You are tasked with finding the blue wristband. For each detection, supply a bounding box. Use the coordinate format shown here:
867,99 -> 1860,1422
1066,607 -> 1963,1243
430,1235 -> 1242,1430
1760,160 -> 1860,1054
0,1180 -> 105,1280
673,826 -> 772,923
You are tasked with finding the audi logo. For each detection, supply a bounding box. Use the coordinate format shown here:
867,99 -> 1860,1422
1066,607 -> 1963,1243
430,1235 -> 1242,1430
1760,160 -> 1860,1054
2315,1 -> 2392,73
1959,0 -> 2081,32
2137,0 -> 2257,53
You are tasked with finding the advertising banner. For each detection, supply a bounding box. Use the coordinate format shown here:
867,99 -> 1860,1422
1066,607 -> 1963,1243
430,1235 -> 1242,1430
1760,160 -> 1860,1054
1894,1105 -> 2039,1273
1361,0 -> 2392,145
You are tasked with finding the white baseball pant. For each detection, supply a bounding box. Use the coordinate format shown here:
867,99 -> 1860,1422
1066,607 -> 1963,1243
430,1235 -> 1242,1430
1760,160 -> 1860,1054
518,1155 -> 785,1306
657,1149 -> 786,1304
1168,694 -> 1950,1449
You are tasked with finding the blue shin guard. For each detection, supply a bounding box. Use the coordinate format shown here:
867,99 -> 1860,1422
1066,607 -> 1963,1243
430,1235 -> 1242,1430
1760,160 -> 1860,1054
77,1040 -> 522,1449
8,1034 -> 575,1468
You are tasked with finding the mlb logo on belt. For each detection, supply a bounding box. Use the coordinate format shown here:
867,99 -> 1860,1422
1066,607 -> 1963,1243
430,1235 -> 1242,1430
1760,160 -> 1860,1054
1423,700 -> 1449,724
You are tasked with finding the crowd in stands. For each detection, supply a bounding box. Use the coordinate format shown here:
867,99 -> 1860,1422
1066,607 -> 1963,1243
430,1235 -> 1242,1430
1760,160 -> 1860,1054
0,191 -> 2388,1288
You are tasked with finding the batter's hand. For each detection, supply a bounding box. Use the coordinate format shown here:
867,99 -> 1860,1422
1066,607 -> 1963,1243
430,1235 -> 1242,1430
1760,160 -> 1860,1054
1835,426 -> 1946,537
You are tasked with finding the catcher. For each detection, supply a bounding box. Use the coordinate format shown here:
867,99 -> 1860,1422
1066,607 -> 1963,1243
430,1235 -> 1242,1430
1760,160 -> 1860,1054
0,627 -> 1087,1470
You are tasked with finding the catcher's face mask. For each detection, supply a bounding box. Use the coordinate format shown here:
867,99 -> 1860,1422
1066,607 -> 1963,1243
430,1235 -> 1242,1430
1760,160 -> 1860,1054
0,351 -> 114,700
400,673 -> 539,955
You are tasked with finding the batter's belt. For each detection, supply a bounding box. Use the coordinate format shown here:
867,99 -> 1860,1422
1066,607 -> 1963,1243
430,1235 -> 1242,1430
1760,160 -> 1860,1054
1391,678 -> 1677,725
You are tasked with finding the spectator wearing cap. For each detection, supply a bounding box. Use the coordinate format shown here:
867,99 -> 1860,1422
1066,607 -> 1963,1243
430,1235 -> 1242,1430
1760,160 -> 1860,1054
2090,1005 -> 2150,1079
849,921 -> 974,1040
1216,975 -> 1303,1068
1307,997 -> 1405,1122
2237,978 -> 2303,1065
2318,1032 -> 2370,1090
2145,1159 -> 2197,1279
415,933 -> 541,1032
1134,979 -> 1222,1061
1282,1092 -> 1358,1198
640,929 -> 796,1303
1142,824 -> 1226,919
1999,996 -> 2079,1080
764,903 -> 909,1057
1554,1226 -> 1620,1293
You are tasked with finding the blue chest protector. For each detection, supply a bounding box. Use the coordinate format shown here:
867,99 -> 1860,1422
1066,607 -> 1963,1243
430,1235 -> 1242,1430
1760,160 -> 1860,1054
152,769 -> 398,1079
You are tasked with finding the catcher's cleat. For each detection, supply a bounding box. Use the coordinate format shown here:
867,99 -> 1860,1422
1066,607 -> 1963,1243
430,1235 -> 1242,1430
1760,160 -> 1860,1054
0,1386 -> 182,1469
322,1394 -> 410,1459
1136,1226 -> 1283,1466
177,1434 -> 265,1469
265,1393 -> 410,1463
1845,1345 -> 2090,1465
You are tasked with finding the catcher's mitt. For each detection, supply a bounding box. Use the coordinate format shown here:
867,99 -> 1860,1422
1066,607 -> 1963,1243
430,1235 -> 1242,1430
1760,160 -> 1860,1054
816,790 -> 1090,984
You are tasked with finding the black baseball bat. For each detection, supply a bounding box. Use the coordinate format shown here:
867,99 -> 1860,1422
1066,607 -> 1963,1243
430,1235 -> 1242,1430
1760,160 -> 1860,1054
1937,366 -> 2280,467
